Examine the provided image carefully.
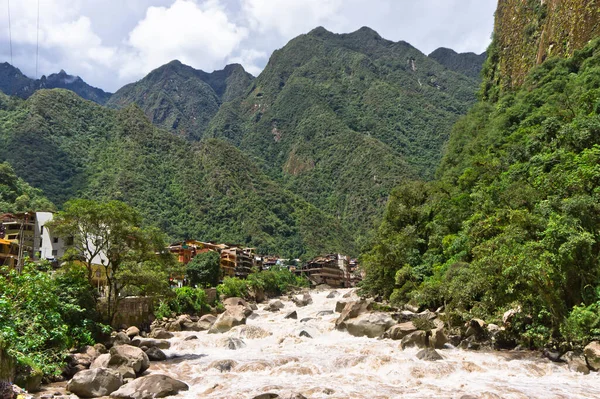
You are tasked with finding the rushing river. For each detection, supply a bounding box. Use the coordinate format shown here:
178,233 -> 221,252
144,289 -> 598,399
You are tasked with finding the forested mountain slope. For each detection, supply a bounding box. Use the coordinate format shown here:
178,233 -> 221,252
428,47 -> 486,79
0,63 -> 111,104
107,61 -> 254,140
0,89 -> 351,258
206,26 -> 481,237
362,0 -> 600,346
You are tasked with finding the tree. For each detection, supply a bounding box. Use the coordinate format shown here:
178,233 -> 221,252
49,199 -> 174,323
186,251 -> 221,287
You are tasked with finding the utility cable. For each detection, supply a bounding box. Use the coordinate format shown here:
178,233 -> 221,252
7,0 -> 12,65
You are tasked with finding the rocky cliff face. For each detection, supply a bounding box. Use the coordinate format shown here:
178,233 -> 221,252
482,0 -> 600,99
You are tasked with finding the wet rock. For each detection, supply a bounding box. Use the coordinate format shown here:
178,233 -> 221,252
184,335 -> 198,341
148,329 -> 174,339
130,338 -> 170,350
197,314 -> 217,330
400,331 -> 428,349
563,351 -> 590,375
94,343 -> 107,354
293,294 -> 313,307
342,289 -> 355,298
430,328 -> 448,350
67,368 -> 123,398
208,308 -> 247,334
223,297 -> 254,316
265,300 -> 285,312
108,345 -> 150,375
464,319 -> 486,339
299,330 -> 313,339
165,322 -> 181,332
145,347 -> 167,361
458,336 -> 481,351
326,290 -> 340,299
335,300 -> 372,328
404,304 -> 420,313
416,348 -> 443,361
285,311 -> 298,320
584,341 -> 600,370
90,353 -> 111,369
181,321 -> 203,331
210,359 -> 237,372
233,325 -> 272,339
110,374 -> 188,399
300,318 -> 314,323
335,301 -> 349,313
385,322 -> 417,340
124,327 -> 139,338
227,338 -> 247,350
112,332 -> 131,347
316,310 -> 334,317
344,312 -> 395,338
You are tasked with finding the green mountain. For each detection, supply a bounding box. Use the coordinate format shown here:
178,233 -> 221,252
0,89 -> 351,258
361,0 -> 600,345
106,61 -> 254,140
0,63 -> 111,104
428,48 -> 486,79
206,26 -> 480,238
0,159 -> 54,213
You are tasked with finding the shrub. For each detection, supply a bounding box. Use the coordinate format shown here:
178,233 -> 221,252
246,267 -> 308,297
217,277 -> 248,299
154,287 -> 210,317
186,251 -> 221,287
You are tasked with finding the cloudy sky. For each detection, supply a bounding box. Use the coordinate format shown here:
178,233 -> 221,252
1,0 -> 497,92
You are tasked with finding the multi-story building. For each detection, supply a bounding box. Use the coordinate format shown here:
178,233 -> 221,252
0,212 -> 36,260
0,238 -> 18,268
296,254 -> 356,288
220,247 -> 258,279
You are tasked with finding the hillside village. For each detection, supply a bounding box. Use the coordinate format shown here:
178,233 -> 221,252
0,211 -> 361,290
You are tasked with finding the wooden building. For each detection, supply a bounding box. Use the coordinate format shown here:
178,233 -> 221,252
296,254 -> 356,288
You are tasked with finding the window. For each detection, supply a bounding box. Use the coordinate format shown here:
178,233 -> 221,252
66,236 -> 74,245
40,226 -> 44,235
53,237 -> 59,243
39,238 -> 42,247
51,249 -> 58,257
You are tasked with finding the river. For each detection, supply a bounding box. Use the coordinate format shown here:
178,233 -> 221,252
137,288 -> 600,399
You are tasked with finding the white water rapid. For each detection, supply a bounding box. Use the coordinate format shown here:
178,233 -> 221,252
149,289 -> 600,399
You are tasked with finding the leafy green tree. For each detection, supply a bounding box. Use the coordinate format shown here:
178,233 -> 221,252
186,251 -> 221,287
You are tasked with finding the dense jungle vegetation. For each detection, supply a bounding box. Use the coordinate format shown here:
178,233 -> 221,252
361,38 -> 600,346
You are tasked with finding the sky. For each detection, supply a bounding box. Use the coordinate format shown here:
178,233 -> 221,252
1,0 -> 497,92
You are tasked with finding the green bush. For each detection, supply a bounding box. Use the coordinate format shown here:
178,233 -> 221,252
186,251 -> 221,287
0,262 -> 104,376
154,287 -> 210,317
561,302 -> 600,343
246,266 -> 308,296
217,277 -> 249,299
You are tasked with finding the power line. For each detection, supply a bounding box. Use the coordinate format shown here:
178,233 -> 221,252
7,0 -> 12,65
36,0 -> 40,78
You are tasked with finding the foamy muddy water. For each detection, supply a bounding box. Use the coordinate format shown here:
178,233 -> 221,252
147,289 -> 600,399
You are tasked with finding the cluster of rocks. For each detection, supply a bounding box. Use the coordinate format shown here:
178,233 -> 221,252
64,325 -> 187,399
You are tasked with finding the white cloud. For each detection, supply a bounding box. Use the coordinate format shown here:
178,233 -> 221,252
120,0 -> 248,80
227,49 -> 267,76
242,0 -> 345,38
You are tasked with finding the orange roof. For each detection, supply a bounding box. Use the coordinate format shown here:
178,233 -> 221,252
0,238 -> 17,245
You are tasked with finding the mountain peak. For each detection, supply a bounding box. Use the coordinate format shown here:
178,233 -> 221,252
307,26 -> 333,37
348,26 -> 382,39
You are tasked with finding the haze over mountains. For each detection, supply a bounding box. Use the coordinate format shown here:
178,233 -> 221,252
0,26 -> 485,257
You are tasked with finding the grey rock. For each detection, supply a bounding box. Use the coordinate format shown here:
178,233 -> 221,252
67,368 -> 122,398
416,348 -> 443,361
284,311 -> 298,320
109,374 -> 188,399
145,347 -> 167,361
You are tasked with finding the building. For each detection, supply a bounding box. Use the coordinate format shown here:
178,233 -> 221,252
0,238 -> 18,268
0,212 -> 36,261
220,247 -> 259,279
296,254 -> 355,288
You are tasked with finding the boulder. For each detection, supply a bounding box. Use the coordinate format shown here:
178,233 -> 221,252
184,335 -> 198,341
293,294 -> 313,307
385,322 -> 417,340
125,327 -> 140,338
108,345 -> 150,375
584,341 -> 600,371
300,318 -> 314,323
395,310 -> 417,322
416,310 -> 437,321
208,308 -> 247,334
227,338 -> 246,350
197,314 -> 217,330
326,290 -> 340,299
110,365 -> 136,379
131,338 -> 171,350
223,297 -> 254,316
265,300 -> 285,312
94,343 -> 107,354
110,374 -> 188,399
316,310 -> 334,317
335,300 -> 372,328
563,351 -> 590,375
145,347 -> 167,361
181,321 -> 203,332
299,330 -> 312,339
430,328 -> 448,349
464,319 -> 486,339
67,368 -> 123,398
344,313 -> 396,338
148,329 -> 174,340
165,322 -> 181,332
416,348 -> 443,361
335,301 -> 349,313
285,311 -> 298,320
404,304 -> 420,313
400,331 -> 428,349
90,353 -> 111,369
112,332 -> 131,347
210,359 -> 237,372
502,307 -> 521,325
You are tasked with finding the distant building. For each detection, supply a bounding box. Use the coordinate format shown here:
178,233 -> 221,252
0,238 -> 18,268
297,254 -> 359,288
220,247 -> 259,279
